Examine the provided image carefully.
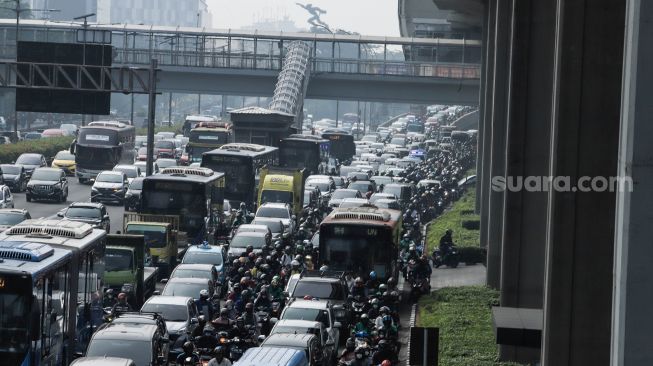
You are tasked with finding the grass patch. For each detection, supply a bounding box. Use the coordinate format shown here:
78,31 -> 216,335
418,286 -> 523,366
0,136 -> 74,164
426,189 -> 480,253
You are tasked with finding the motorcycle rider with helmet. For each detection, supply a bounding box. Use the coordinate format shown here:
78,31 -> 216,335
207,346 -> 232,366
176,341 -> 200,365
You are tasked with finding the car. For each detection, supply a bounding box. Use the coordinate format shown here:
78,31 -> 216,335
251,218 -> 286,241
236,346 -> 309,366
155,131 -> 176,140
91,171 -> 129,205
154,139 -> 176,159
159,277 -> 217,312
280,299 -> 342,351
260,334 -> 322,366
50,150 -> 77,176
227,231 -> 271,261
269,319 -> 336,365
15,153 -> 47,178
337,198 -> 370,209
108,312 -> 170,359
369,192 -> 397,204
70,357 -> 136,366
0,208 -> 30,232
113,164 -> 142,184
155,158 -> 177,169
140,296 -> 199,347
23,132 -> 42,140
57,202 -> 110,232
41,128 -> 65,138
361,134 -> 377,143
346,180 -> 376,197
59,123 -> 78,136
0,185 -> 14,209
256,202 -> 295,234
26,167 -> 69,203
327,189 -> 361,208
417,179 -> 441,190
370,175 -> 394,187
181,242 -> 226,274
136,147 -> 148,161
285,271 -> 351,329
124,177 -> 144,211
331,176 -> 346,189
235,223 -> 273,240
169,262 -> 224,297
0,164 -> 27,192
346,171 -> 370,182
373,198 -> 401,210
85,323 -> 169,366
134,161 -> 158,176
305,179 -> 336,201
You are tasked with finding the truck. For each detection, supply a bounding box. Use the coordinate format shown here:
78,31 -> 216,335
258,166 -> 307,218
123,213 -> 180,278
105,234 -> 159,309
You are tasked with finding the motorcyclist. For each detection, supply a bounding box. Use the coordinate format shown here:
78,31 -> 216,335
268,279 -> 285,302
280,246 -> 293,267
400,233 -> 412,252
351,277 -> 368,298
345,345 -> 372,366
353,313 -> 373,334
290,260 -> 302,276
242,302 -> 259,328
232,210 -> 245,228
439,229 -> 454,256
208,346 -> 232,366
195,289 -> 214,320
176,341 -> 200,365
365,271 -> 380,292
371,340 -> 396,365
224,299 -> 238,320
253,288 -> 272,312
190,315 -> 207,339
211,308 -> 235,332
110,292 -> 133,315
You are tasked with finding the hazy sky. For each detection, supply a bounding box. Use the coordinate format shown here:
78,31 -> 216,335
208,0 -> 400,37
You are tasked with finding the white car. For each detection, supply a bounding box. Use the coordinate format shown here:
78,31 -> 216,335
255,202 -> 295,234
112,164 -> 141,184
0,185 -> 14,208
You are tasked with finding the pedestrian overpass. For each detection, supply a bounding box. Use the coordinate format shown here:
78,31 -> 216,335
0,19 -> 481,105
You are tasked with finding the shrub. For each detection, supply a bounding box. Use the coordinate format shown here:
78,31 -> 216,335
0,137 -> 74,164
458,246 -> 486,265
462,220 -> 480,230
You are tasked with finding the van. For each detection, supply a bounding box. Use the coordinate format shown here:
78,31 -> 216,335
382,183 -> 413,207
234,346 -> 309,366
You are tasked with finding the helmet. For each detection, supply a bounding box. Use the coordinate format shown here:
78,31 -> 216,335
291,260 -> 300,268
238,267 -> 245,275
360,313 -> 368,320
271,279 -> 279,286
236,317 -> 245,327
369,271 -> 377,280
199,289 -> 209,299
387,277 -> 396,288
241,289 -> 250,299
117,292 -> 127,301
381,360 -> 392,366
378,339 -> 389,350
213,346 -> 225,357
245,302 -> 254,311
294,254 -> 303,262
380,306 -> 390,314
355,277 -> 364,286
246,245 -> 254,253
182,341 -> 194,354
370,298 -> 380,307
379,284 -> 388,292
225,300 -> 234,310
233,283 -> 241,291
197,315 -> 206,324
220,308 -> 229,317
346,337 -> 355,351
240,202 -> 246,209
382,315 -> 393,326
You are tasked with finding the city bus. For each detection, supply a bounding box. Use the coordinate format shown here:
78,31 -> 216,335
139,167 -> 225,242
318,206 -> 402,280
201,143 -> 278,206
321,131 -> 356,163
279,135 -> 330,175
0,219 -> 108,365
182,115 -> 219,136
71,121 -> 136,184
184,125 -> 232,164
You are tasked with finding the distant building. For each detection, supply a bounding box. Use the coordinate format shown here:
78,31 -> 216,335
242,16 -> 301,33
96,0 -> 212,27
28,0 -> 97,21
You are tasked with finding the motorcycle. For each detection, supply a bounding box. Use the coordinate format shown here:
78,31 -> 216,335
408,273 -> 430,302
256,307 -> 272,336
349,296 -> 369,323
432,246 -> 460,268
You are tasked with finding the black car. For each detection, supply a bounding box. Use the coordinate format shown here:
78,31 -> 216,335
15,153 -> 47,178
0,164 -> 28,192
26,167 -> 69,203
58,202 -> 110,233
124,177 -> 144,211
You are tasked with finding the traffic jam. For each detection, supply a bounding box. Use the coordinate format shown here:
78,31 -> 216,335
0,105 -> 477,366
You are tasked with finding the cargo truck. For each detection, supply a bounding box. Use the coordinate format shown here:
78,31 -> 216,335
258,166 -> 307,218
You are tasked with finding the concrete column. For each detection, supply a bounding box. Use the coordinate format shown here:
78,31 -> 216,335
611,1 -> 653,364
498,0 -> 557,361
485,0 -> 511,290
475,0 -> 489,215
478,0 -> 495,252
542,0 -> 626,364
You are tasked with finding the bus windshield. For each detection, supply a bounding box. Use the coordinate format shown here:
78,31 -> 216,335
202,156 -> 252,199
320,224 -> 393,277
280,143 -> 318,171
0,293 -> 29,354
187,145 -> 215,162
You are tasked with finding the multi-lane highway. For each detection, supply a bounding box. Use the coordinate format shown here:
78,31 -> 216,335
12,178 -> 127,232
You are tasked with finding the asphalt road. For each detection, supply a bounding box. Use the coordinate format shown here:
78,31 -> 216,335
12,178 -> 126,233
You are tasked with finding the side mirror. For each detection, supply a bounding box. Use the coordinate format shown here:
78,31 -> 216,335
56,212 -> 64,218
104,215 -> 110,220
269,317 -> 278,324
190,317 -> 198,324
153,290 -> 161,296
160,336 -> 170,344
257,335 -> 266,343
161,278 -> 168,284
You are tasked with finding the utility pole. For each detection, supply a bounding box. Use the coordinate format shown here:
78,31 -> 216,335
74,13 -> 95,126
145,59 -> 158,176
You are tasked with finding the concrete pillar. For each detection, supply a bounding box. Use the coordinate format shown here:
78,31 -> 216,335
611,1 -> 653,364
478,0 -> 495,252
485,0 -> 511,290
475,0 -> 489,215
542,0 -> 626,364
498,0 -> 557,361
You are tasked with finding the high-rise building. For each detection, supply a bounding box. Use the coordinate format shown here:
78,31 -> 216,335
96,0 -> 211,27
28,0 -> 96,21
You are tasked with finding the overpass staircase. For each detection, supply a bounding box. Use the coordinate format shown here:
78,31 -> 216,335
268,41 -> 312,128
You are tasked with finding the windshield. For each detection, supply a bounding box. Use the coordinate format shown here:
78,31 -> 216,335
260,190 -> 293,205
348,182 -> 373,194
230,235 -> 266,249
320,225 -> 392,274
31,170 -> 60,181
55,151 -> 75,160
156,160 -> 177,168
114,167 -> 138,178
307,182 -> 330,192
155,140 -> 175,149
251,220 -> 283,234
105,248 -> 133,272
339,200 -> 367,208
142,189 -> 205,215
141,303 -> 189,322
126,225 -> 167,248
129,179 -> 143,190
202,158 -> 252,199
256,206 -> 290,219
96,173 -> 123,183
162,281 -> 207,298
279,145 -> 318,170
86,339 -> 152,366
382,186 -> 404,198
331,190 -> 358,199
0,165 -> 20,175
172,268 -> 212,280
16,155 -> 41,165
0,213 -> 25,226
0,292 -> 29,354
66,207 -> 101,219
182,251 -> 223,266
292,281 -> 344,300
273,326 -> 320,337
282,308 -> 330,329
390,138 -> 406,146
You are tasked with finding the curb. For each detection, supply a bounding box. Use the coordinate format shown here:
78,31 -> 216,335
405,303 -> 418,366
